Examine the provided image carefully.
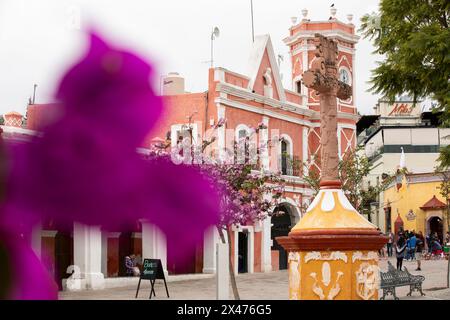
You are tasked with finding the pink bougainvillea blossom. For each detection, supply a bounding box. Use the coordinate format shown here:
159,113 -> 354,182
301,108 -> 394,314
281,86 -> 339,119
0,226 -> 58,300
0,31 -> 220,299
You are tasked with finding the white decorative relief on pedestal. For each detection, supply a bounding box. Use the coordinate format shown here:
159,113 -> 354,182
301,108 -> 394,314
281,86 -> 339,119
337,189 -> 358,212
310,262 -> 344,300
352,251 -> 378,263
305,251 -> 348,263
288,252 -> 300,300
355,262 -> 379,300
305,190 -> 323,213
321,190 -> 335,212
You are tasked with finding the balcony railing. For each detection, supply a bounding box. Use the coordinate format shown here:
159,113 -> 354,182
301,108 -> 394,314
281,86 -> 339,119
279,155 -> 301,177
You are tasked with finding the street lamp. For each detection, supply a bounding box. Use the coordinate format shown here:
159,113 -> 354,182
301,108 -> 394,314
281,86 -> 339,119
210,27 -> 220,68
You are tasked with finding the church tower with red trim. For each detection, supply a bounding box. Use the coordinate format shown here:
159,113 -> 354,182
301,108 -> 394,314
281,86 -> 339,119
284,7 -> 360,170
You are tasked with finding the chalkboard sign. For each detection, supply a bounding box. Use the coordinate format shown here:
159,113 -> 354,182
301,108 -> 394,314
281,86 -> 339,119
141,259 -> 165,280
135,259 -> 169,299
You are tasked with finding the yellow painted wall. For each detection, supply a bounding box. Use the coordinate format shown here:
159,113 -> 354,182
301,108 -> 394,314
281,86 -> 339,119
384,175 -> 447,235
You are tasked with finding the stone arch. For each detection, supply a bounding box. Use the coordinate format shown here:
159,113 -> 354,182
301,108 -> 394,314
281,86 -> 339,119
425,211 -> 444,243
271,199 -> 301,270
235,124 -> 251,141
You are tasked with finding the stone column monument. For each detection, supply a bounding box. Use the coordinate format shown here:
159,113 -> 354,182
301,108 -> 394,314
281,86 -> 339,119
277,34 -> 387,300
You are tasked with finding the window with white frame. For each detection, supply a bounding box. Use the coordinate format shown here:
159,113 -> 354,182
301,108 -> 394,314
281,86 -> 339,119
235,125 -> 251,164
279,134 -> 293,176
171,123 -> 198,162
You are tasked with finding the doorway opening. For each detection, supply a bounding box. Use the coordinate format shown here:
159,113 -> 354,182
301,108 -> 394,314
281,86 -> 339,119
428,216 -> 444,243
271,203 -> 296,270
238,231 -> 248,273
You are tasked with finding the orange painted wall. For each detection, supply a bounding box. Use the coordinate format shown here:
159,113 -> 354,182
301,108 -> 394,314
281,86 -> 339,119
144,92 -> 208,147
254,232 -> 262,273
271,250 -> 279,271
225,72 -> 249,88
107,237 -> 119,277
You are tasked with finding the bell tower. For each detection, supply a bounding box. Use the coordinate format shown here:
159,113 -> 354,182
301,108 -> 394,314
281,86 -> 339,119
284,7 -> 359,112
284,7 -> 360,172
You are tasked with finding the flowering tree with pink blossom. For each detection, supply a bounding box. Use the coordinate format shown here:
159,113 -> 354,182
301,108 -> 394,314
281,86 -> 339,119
151,120 -> 285,300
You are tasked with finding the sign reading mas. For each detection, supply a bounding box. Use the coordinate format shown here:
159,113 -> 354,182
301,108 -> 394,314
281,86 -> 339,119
388,103 -> 417,116
376,100 -> 421,118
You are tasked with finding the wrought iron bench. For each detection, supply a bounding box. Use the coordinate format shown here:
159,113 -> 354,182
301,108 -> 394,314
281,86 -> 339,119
379,261 -> 425,300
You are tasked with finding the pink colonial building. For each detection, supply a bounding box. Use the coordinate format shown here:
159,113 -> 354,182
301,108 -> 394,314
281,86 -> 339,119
148,10 -> 359,275
1,9 -> 359,290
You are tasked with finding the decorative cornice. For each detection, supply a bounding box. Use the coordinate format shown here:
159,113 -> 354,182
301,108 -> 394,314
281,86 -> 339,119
216,83 -> 358,123
276,233 -> 387,251
216,82 -> 314,117
284,29 -> 360,46
215,96 -> 314,127
215,67 -> 250,80
292,44 -> 356,56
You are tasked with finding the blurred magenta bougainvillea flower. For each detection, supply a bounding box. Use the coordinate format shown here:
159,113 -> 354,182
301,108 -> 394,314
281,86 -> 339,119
0,227 -> 58,300
1,31 -> 220,299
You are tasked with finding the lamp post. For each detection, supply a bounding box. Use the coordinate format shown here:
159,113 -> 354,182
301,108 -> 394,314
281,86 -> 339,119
210,27 -> 220,68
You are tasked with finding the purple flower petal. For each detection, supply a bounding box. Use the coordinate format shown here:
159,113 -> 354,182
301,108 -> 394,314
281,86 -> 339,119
6,117 -> 152,229
56,32 -> 162,146
141,157 -> 220,261
5,31 -> 220,235
0,227 -> 58,300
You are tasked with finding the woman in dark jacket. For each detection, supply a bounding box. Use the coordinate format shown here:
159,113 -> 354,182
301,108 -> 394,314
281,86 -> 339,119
396,234 -> 407,270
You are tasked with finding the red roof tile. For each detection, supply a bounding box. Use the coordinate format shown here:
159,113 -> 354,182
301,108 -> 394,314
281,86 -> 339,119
420,195 -> 447,210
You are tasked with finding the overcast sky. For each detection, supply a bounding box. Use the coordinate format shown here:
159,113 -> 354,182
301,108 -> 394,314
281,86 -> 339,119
0,0 -> 382,116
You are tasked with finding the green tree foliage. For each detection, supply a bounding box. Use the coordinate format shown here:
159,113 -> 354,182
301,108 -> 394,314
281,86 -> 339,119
436,140 -> 450,288
360,0 -> 450,164
300,148 -> 395,216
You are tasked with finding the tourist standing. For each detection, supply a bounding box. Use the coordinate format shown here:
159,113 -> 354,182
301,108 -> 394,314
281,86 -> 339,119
426,233 -> 432,253
377,228 -> 385,258
396,234 -> 407,270
405,233 -> 411,260
408,232 -> 417,261
415,232 -> 424,271
387,229 -> 394,257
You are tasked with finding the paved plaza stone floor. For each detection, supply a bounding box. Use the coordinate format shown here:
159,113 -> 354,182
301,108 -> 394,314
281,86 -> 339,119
59,258 -> 450,300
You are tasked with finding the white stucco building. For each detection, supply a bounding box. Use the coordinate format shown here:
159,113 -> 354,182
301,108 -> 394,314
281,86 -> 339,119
357,97 -> 450,231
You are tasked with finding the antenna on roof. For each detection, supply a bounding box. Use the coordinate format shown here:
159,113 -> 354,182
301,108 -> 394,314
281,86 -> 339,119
277,54 -> 284,66
32,84 -> 38,104
250,0 -> 255,43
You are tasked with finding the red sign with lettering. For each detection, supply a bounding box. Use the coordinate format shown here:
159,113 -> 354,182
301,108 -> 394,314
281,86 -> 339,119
388,103 -> 414,116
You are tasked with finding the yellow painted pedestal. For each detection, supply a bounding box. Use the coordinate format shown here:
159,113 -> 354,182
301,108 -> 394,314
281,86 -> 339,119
278,185 -> 387,300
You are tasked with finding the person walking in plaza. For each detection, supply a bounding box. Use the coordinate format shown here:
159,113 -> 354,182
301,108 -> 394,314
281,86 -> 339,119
426,233 -> 433,253
415,232 -> 424,271
408,232 -> 417,261
405,232 -> 411,260
377,228 -> 385,258
386,229 -> 394,257
396,233 -> 407,270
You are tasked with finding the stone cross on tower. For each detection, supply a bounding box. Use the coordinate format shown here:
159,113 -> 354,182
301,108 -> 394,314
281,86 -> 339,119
302,34 -> 352,186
